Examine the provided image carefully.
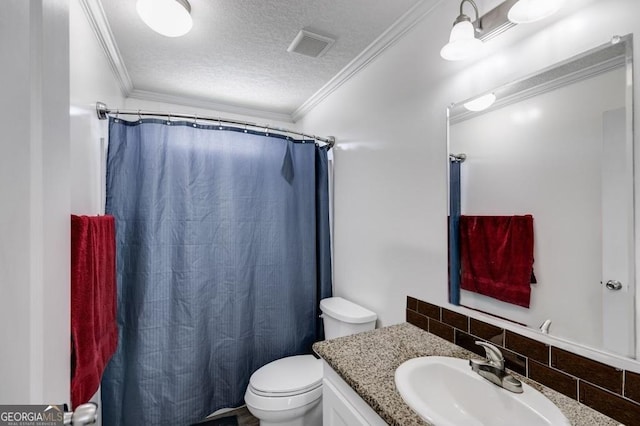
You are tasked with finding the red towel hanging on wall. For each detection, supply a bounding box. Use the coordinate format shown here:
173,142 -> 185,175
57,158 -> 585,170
70,215 -> 118,408
459,215 -> 535,308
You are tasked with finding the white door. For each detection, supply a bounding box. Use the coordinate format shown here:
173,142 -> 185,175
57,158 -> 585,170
601,107 -> 635,357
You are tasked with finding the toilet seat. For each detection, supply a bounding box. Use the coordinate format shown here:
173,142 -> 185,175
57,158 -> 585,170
249,381 -> 321,398
245,355 -> 323,411
249,355 -> 322,397
245,384 -> 322,411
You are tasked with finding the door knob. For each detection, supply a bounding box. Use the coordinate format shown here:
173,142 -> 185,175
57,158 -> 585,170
605,280 -> 623,291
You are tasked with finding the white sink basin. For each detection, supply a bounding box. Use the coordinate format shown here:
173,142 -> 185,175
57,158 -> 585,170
394,356 -> 570,426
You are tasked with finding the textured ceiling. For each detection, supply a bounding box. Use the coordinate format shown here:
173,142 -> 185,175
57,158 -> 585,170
100,0 -> 421,117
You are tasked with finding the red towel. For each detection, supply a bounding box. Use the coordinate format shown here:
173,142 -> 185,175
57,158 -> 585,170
70,215 -> 118,408
459,215 -> 534,308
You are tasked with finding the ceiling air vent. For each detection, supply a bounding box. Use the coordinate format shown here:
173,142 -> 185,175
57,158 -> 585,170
287,30 -> 335,58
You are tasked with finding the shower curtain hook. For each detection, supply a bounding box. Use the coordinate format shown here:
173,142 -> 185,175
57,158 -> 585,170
265,125 -> 270,136
218,118 -> 222,130
115,110 -> 119,122
137,110 -> 142,122
167,113 -> 171,125
243,124 -> 248,133
193,114 -> 198,127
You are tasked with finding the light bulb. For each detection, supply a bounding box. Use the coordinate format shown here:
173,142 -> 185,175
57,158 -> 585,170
136,0 -> 193,37
463,93 -> 496,111
440,21 -> 484,61
508,0 -> 563,24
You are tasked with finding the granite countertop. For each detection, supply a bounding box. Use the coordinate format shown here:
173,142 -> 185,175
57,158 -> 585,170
313,323 -> 620,426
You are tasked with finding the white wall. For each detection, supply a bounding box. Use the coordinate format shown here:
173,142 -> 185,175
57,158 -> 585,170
297,0 -> 640,361
0,0 -> 70,405
70,0 -> 125,215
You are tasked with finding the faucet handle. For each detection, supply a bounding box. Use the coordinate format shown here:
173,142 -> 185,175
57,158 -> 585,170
475,341 -> 505,369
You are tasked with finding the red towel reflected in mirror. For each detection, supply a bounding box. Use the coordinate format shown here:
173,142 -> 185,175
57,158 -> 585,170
459,215 -> 535,308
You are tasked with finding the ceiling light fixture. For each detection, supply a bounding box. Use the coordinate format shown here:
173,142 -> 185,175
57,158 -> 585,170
440,0 -> 484,61
508,0 -> 563,24
463,93 -> 496,111
136,0 -> 193,38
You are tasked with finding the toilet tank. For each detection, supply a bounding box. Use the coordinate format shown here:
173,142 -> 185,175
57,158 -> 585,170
320,297 -> 377,340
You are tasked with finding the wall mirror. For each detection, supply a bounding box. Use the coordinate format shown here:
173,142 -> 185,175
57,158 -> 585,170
447,35 -> 636,359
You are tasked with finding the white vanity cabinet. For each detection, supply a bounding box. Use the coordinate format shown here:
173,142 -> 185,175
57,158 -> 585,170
322,360 -> 388,426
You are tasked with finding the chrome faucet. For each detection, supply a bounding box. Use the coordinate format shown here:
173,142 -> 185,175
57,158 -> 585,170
469,341 -> 523,393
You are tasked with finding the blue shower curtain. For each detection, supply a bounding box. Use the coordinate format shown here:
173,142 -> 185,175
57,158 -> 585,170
449,160 -> 461,305
101,118 -> 332,426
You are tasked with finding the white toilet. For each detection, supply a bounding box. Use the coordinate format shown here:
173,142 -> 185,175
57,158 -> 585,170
244,297 -> 377,426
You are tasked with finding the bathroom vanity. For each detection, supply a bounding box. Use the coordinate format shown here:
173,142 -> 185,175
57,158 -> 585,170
313,323 -> 620,426
322,362 -> 386,426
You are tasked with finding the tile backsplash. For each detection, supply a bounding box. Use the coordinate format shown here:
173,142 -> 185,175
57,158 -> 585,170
406,296 -> 640,425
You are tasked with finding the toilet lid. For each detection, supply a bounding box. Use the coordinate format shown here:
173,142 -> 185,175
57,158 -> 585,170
249,355 -> 322,396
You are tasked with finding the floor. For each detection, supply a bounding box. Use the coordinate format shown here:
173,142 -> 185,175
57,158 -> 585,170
205,406 -> 259,426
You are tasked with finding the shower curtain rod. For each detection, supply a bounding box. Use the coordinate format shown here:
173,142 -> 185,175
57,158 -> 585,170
96,102 -> 335,148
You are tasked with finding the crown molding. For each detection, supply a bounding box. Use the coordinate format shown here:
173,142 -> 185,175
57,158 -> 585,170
128,89 -> 295,123
79,0 -> 133,96
291,0 -> 444,122
80,0 -> 442,123
79,0 -> 292,121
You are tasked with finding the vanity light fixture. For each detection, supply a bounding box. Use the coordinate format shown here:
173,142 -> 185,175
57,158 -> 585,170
508,0 -> 563,24
441,0 -> 564,61
440,0 -> 484,61
463,93 -> 496,111
136,0 -> 193,38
